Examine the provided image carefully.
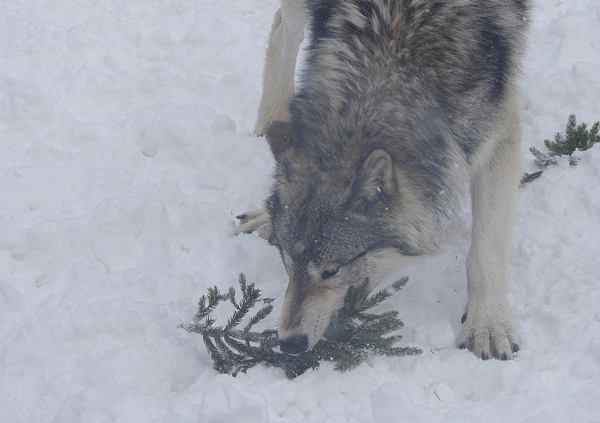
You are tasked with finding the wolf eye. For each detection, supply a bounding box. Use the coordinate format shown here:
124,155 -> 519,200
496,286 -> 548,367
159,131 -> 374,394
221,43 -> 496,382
321,267 -> 340,280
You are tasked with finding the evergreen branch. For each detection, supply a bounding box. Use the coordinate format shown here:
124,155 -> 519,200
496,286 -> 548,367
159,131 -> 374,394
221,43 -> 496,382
521,114 -> 599,186
227,286 -> 237,309
530,146 -> 557,167
587,122 -> 600,150
181,274 -> 421,379
193,286 -> 228,323
243,302 -> 274,334
520,171 -> 543,187
391,277 -> 409,291
203,334 -> 229,374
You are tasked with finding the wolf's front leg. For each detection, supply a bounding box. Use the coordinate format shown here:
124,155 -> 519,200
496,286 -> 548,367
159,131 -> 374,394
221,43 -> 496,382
255,1 -> 306,136
234,207 -> 274,243
457,112 -> 522,360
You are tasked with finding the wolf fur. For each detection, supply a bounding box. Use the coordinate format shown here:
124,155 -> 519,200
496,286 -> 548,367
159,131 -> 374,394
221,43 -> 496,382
237,0 -> 529,360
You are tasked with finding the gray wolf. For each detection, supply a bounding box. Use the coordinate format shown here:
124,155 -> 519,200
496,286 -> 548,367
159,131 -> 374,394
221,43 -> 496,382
236,0 -> 529,360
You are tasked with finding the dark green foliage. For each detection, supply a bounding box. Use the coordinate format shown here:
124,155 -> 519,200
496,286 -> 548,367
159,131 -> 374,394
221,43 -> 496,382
180,274 -> 278,376
521,114 -> 599,186
181,274 -> 421,379
542,114 -> 599,159
318,277 -> 421,373
519,170 -> 543,186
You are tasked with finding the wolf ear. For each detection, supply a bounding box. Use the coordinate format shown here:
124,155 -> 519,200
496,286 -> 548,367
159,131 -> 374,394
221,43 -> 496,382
357,149 -> 394,201
265,121 -> 298,162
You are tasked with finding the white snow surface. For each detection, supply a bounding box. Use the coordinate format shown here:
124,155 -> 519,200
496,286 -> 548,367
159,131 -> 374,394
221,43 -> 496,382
1,0 -> 599,422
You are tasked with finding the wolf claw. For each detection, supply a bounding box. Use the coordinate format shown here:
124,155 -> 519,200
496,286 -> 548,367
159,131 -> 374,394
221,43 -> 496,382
234,207 -> 275,243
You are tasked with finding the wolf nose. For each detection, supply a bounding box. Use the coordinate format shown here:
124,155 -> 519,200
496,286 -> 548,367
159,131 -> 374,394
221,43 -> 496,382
279,334 -> 308,354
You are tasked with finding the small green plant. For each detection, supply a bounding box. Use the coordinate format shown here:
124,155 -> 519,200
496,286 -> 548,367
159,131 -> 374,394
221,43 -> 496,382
181,274 -> 421,379
521,114 -> 599,186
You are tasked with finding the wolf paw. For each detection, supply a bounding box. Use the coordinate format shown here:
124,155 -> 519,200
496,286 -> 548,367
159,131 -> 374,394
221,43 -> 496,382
234,207 -> 274,243
457,313 -> 520,360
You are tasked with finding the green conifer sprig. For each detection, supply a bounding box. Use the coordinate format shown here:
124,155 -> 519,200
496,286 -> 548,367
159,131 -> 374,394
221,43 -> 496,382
181,274 -> 421,379
521,114 -> 599,186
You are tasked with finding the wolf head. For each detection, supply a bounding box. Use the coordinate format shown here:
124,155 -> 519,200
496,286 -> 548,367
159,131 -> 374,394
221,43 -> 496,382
264,121 -> 426,353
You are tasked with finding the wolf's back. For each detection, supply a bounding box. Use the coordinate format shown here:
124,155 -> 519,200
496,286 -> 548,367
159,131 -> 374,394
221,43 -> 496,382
294,0 -> 529,158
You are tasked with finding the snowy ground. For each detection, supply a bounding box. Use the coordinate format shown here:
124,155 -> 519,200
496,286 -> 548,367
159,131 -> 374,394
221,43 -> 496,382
1,0 -> 599,422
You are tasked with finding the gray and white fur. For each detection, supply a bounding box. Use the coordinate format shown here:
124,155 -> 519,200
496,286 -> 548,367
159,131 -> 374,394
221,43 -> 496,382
237,0 -> 529,360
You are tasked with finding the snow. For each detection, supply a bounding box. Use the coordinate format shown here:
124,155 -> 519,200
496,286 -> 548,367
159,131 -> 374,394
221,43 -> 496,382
1,0 -> 599,421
